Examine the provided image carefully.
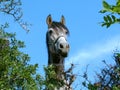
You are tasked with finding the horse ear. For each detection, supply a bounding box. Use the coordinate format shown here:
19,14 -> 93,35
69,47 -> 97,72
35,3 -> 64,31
61,15 -> 65,25
46,14 -> 52,26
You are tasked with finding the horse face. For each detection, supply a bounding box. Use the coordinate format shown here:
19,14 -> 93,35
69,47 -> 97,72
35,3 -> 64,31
46,15 -> 70,57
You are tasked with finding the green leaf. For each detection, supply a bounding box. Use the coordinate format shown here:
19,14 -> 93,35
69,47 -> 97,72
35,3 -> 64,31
111,15 -> 116,22
101,23 -> 107,27
103,16 -> 108,22
106,23 -> 111,28
116,18 -> 120,22
107,15 -> 112,23
103,1 -> 111,9
99,9 -> 107,13
113,6 -> 120,14
116,0 -> 120,6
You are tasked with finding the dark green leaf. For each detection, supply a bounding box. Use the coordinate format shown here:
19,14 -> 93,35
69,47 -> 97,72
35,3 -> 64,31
99,10 -> 107,13
104,16 -> 108,22
101,23 -> 107,27
103,1 -> 111,9
111,15 -> 116,22
106,23 -> 111,28
116,18 -> 120,22
107,15 -> 112,23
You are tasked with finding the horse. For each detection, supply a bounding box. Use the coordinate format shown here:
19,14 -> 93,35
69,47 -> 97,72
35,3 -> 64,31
46,15 -> 72,90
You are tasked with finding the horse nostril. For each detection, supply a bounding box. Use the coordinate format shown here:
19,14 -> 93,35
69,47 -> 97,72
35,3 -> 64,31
60,43 -> 64,48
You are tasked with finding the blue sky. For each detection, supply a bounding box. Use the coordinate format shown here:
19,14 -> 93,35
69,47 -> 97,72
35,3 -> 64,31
1,0 -> 120,89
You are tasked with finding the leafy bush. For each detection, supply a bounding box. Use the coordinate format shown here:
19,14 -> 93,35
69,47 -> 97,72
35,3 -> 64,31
0,24 -> 43,90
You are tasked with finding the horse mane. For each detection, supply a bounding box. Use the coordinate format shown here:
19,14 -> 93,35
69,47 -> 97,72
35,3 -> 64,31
49,21 -> 70,35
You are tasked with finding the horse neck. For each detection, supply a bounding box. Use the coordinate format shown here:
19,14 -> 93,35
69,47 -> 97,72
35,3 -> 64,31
48,51 -> 65,79
47,49 -> 72,90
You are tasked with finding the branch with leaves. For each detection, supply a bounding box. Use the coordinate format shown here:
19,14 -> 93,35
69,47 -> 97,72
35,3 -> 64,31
100,0 -> 120,28
81,52 -> 120,90
0,0 -> 31,32
44,64 -> 75,90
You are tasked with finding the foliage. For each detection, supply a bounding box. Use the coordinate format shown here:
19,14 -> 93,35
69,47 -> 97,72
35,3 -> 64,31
81,52 -> 120,90
44,64 -> 75,90
0,24 -> 43,90
44,65 -> 64,90
100,0 -> 120,28
0,0 -> 30,32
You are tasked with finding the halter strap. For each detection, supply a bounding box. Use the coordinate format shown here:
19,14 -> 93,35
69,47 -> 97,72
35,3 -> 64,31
48,36 -> 66,46
54,36 -> 65,44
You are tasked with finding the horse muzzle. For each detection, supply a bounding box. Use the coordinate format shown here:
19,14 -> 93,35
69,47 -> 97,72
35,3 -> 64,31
58,42 -> 70,57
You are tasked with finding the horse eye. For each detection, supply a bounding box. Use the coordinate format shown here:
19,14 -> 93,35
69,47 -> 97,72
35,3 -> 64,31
49,30 -> 53,34
65,31 -> 68,34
